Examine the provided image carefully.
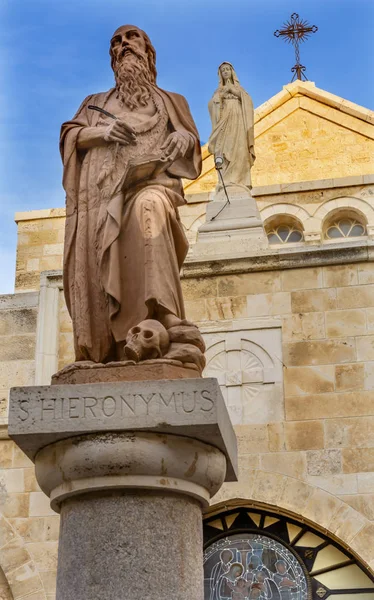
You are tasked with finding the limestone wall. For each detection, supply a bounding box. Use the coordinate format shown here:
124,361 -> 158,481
15,209 -> 65,293
182,264 -> 374,514
252,100 -> 374,186
0,293 -> 38,426
0,292 -> 59,600
185,259 -> 374,569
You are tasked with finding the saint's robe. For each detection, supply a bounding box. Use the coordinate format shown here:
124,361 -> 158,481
60,87 -> 201,363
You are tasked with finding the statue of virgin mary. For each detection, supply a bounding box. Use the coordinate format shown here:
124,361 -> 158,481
208,62 -> 255,192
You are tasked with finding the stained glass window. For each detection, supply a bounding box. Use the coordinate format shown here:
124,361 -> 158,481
203,507 -> 374,600
204,533 -> 308,599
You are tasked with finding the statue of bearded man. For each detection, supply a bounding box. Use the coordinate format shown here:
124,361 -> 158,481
208,62 -> 255,192
60,25 -> 202,365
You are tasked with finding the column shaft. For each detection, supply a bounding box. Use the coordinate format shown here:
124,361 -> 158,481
57,492 -> 203,600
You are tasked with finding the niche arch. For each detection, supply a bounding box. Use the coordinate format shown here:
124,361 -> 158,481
260,204 -> 311,229
313,196 -> 374,229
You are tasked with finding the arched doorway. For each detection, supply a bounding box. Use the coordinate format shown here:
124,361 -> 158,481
204,505 -> 374,599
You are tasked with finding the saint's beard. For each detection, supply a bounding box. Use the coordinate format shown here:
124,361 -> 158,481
113,49 -> 153,111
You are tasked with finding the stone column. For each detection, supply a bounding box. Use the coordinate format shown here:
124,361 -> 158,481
9,378 -> 237,600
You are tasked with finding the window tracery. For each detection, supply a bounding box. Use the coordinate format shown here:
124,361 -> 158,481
325,217 -> 366,240
265,218 -> 304,245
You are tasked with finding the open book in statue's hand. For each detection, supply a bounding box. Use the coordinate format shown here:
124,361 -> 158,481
116,154 -> 171,193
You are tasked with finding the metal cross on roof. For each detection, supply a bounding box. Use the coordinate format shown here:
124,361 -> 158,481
274,13 -> 318,82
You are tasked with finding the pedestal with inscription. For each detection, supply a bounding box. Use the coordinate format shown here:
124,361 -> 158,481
9,378 -> 237,600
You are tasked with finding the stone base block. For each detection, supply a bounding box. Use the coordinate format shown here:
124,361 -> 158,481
9,377 -> 237,480
192,229 -> 268,258
195,188 -> 268,256
200,198 -> 261,231
52,359 -> 200,385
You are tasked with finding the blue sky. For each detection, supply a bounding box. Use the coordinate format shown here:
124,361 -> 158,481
0,0 -> 373,293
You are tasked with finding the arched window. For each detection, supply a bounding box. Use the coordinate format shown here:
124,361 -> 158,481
324,212 -> 367,241
265,217 -> 304,245
203,506 -> 374,599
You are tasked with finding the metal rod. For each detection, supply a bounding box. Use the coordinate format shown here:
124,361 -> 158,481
210,168 -> 231,222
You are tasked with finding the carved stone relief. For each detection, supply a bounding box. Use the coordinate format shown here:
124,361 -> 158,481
202,322 -> 284,424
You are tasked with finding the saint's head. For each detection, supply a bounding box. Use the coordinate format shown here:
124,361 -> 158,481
109,25 -> 157,110
220,62 -> 233,84
275,559 -> 287,574
220,549 -> 234,565
218,62 -> 240,89
229,562 -> 244,579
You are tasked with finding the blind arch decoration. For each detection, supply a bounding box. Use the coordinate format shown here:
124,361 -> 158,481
203,506 -> 374,599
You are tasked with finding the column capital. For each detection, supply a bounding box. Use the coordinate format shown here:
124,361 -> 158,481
35,431 -> 227,511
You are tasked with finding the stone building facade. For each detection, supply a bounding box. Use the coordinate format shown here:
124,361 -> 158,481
1,80 -> 374,598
